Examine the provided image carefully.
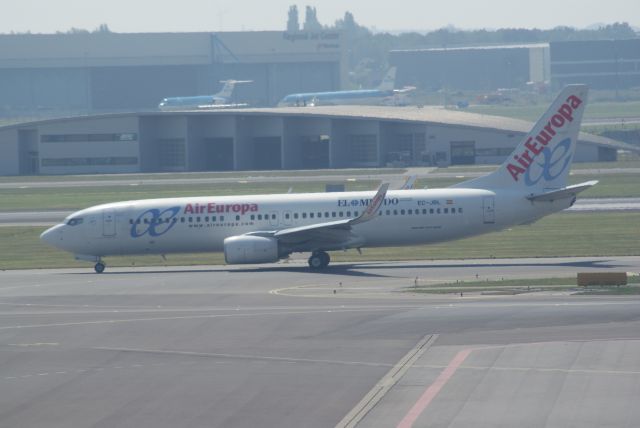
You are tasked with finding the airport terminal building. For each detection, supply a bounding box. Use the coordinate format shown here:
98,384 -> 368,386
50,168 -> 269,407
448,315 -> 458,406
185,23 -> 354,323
0,106 -> 626,176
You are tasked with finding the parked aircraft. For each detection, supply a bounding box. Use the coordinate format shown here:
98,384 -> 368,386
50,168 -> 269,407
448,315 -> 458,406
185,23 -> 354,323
277,67 -> 415,107
158,80 -> 252,110
42,85 -> 594,273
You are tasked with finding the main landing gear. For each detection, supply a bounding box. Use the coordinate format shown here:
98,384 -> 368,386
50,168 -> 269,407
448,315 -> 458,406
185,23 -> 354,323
308,251 -> 330,269
94,261 -> 106,273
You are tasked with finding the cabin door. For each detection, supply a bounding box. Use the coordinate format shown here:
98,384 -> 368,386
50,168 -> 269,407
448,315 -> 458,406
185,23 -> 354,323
102,210 -> 117,237
483,196 -> 495,224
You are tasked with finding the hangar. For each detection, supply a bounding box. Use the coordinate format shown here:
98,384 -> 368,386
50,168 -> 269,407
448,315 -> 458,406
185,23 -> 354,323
0,106 -> 628,176
390,44 -> 550,91
0,30 -> 344,114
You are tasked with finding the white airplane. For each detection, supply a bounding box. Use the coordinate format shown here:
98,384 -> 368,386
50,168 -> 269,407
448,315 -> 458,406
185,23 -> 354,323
42,85 -> 595,273
277,67 -> 415,107
158,80 -> 252,111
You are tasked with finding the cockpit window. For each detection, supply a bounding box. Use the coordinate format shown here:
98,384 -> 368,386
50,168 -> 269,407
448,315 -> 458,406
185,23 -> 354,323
66,218 -> 83,226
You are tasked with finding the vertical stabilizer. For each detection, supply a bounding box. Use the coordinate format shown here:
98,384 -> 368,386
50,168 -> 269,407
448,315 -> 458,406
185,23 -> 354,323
216,80 -> 237,100
378,67 -> 397,91
453,84 -> 588,193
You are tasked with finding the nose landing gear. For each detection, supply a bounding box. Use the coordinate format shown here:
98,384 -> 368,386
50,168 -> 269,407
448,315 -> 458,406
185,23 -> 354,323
94,262 -> 106,273
308,251 -> 330,269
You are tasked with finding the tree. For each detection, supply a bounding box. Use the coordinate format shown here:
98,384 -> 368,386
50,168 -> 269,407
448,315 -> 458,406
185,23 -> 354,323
93,24 -> 111,33
286,5 -> 299,32
303,6 -> 322,31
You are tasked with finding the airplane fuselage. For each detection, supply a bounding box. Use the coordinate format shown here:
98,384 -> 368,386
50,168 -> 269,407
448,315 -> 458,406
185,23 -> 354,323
42,188 -> 569,260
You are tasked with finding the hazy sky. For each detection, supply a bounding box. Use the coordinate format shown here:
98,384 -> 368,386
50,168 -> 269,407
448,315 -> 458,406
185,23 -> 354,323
3,0 -> 639,33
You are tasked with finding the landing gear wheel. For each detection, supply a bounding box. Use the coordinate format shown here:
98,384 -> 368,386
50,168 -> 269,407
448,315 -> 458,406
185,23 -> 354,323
308,251 -> 330,269
320,251 -> 330,268
94,262 -> 105,273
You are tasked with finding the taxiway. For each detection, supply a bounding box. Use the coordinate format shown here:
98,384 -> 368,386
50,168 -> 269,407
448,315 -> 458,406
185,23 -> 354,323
1,257 -> 639,427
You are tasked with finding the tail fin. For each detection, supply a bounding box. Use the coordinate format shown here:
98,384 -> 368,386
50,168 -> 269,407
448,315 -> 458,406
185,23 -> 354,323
378,67 -> 397,91
216,80 -> 237,99
454,84 -> 588,193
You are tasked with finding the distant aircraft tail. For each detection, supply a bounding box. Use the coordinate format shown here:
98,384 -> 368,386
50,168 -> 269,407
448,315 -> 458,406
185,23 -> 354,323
216,80 -> 237,100
378,67 -> 397,91
453,84 -> 589,194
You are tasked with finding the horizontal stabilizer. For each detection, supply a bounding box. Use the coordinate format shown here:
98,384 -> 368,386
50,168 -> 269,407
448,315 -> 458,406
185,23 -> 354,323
526,180 -> 598,201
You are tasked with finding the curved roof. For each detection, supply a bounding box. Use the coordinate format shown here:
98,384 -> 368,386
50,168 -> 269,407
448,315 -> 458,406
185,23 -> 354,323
1,105 -> 634,152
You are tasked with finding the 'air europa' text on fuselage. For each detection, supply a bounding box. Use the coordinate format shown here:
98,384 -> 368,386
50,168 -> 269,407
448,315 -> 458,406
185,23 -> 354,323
184,203 -> 259,215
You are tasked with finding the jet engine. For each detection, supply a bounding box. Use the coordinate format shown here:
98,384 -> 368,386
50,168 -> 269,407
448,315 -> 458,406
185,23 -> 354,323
223,235 -> 280,264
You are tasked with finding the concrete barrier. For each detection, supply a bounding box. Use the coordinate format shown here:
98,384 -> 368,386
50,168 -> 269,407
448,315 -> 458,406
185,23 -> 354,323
577,272 -> 627,286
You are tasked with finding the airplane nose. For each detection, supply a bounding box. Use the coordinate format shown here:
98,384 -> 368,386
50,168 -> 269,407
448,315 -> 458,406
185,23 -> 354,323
40,224 -> 64,248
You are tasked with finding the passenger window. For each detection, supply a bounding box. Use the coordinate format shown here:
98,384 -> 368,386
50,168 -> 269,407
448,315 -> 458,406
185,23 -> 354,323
235,215 -> 240,221
250,215 -> 255,220
422,209 -> 427,214
436,209 -> 441,214
338,212 -> 343,217
285,213 -> 290,219
386,210 -> 390,215
401,209 -> 405,215
294,213 -> 299,219
324,212 -> 329,218
205,216 -> 209,222
458,208 -> 463,213
430,209 -> 434,214
347,211 -> 351,217
271,214 -> 276,220
302,213 -> 307,219
129,219 -> 133,225
332,212 -> 336,218
310,213 -> 314,218
197,216 -> 201,222
220,216 -> 225,221
394,210 -> 398,215
188,217 -> 193,223
172,218 -> 177,223
212,216 -> 216,221
180,217 -> 185,223
257,214 -> 262,220
444,208 -> 448,214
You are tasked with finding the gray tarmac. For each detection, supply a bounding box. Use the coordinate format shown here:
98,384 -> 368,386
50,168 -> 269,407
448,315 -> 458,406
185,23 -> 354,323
1,256 -> 640,428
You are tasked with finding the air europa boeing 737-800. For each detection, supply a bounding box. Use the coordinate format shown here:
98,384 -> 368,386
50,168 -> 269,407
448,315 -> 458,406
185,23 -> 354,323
41,85 -> 596,273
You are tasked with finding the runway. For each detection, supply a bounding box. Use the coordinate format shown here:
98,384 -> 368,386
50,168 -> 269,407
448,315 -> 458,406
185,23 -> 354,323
1,256 -> 639,427
0,165 -> 637,190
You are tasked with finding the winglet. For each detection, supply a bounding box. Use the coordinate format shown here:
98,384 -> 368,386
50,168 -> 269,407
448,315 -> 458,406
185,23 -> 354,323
400,175 -> 416,190
350,183 -> 389,225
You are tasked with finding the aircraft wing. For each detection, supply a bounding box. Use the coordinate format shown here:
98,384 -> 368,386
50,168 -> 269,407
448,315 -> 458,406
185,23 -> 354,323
399,175 -> 417,190
250,183 -> 389,250
526,180 -> 598,201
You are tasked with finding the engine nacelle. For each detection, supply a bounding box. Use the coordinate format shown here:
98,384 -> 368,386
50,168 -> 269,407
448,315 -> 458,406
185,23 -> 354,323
223,235 -> 280,264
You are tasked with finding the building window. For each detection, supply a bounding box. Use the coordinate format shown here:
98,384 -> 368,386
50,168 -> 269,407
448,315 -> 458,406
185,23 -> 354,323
41,133 -> 138,143
41,157 -> 138,167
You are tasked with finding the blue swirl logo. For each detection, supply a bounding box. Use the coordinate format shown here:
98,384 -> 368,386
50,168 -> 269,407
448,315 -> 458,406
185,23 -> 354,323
130,206 -> 181,238
524,138 -> 572,187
